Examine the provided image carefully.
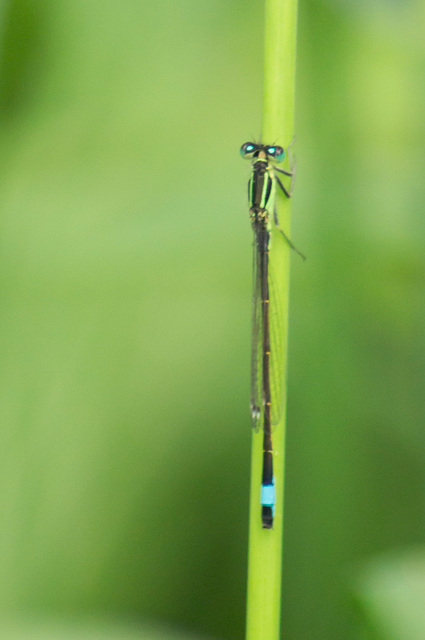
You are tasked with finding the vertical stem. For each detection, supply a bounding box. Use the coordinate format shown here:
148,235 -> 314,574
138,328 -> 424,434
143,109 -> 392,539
245,1 -> 298,639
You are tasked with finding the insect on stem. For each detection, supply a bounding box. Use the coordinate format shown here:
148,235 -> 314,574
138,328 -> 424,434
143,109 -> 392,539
241,140 -> 302,528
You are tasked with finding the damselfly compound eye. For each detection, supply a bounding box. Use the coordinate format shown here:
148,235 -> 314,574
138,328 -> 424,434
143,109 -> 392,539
240,142 -> 256,158
267,145 -> 285,162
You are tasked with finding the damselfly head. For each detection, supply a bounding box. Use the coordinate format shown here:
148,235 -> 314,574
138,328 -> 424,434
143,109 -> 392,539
240,142 -> 285,162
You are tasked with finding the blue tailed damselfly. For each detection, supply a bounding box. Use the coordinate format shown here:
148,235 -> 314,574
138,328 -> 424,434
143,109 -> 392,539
241,141 -> 303,529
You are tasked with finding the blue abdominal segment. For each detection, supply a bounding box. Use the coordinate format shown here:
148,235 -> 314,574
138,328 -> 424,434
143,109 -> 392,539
261,481 -> 275,513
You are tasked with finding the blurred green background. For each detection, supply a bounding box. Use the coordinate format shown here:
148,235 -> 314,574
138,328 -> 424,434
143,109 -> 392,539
0,1 -> 424,639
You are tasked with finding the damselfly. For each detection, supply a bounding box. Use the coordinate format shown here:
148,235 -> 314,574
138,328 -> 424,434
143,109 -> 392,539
241,141 -> 303,529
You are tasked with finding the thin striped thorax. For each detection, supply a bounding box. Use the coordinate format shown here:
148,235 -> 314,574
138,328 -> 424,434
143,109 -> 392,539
240,142 -> 286,232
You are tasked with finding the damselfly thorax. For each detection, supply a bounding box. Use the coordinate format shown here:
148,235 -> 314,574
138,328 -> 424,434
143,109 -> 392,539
249,162 -> 275,237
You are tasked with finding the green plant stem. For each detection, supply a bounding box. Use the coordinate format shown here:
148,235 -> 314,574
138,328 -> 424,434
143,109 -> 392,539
245,1 -> 298,639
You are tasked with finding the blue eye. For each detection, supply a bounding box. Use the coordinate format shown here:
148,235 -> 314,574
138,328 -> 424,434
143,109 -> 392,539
267,145 -> 285,162
240,142 -> 256,158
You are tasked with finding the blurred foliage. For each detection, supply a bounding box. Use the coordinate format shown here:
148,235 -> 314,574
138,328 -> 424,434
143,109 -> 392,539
0,1 -> 424,639
0,615 -> 205,640
354,549 -> 425,640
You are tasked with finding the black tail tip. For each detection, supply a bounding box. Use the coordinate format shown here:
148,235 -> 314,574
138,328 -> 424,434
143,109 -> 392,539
262,506 -> 273,529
